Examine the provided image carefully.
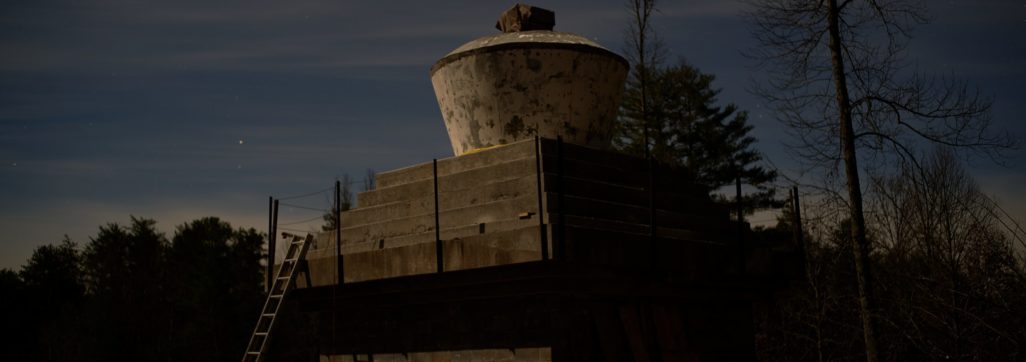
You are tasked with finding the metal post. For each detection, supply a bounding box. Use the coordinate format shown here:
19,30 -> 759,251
336,180 -> 343,285
556,136 -> 566,261
643,119 -> 650,160
649,157 -> 657,272
736,172 -> 744,272
535,136 -> 549,261
736,172 -> 744,241
267,196 -> 273,292
434,159 -> 443,273
269,198 -> 279,293
332,180 -> 341,362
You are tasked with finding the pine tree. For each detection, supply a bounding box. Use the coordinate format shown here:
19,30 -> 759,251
616,60 -> 777,202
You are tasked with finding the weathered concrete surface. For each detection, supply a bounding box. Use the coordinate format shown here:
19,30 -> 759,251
338,194 -> 539,246
298,225 -> 546,285
358,157 -> 538,207
376,138 -> 538,188
288,138 -> 734,288
430,30 -> 628,156
346,175 -> 538,226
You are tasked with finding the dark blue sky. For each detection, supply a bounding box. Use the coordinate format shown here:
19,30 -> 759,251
1,0 -> 1023,268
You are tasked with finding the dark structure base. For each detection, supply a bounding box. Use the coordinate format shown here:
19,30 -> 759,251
293,260 -> 758,361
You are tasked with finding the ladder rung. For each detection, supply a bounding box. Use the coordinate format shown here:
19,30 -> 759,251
244,235 -> 310,361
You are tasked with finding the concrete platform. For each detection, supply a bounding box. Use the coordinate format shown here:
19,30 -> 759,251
264,138 -> 799,361
291,138 -> 733,286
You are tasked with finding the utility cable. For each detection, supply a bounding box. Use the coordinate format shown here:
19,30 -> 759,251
278,215 -> 326,226
278,227 -> 318,234
279,202 -> 330,212
277,186 -> 334,201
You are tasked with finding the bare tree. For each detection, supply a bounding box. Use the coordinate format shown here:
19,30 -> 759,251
758,154 -> 1026,359
868,150 -> 1026,359
622,0 -> 661,156
745,0 -> 1016,360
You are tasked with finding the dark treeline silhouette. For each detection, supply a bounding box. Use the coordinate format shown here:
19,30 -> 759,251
1,216 -> 266,362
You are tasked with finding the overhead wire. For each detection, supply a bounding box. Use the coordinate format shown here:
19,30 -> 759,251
278,215 -> 327,226
991,201 -> 1026,239
278,227 -> 318,234
277,186 -> 334,201
335,178 -> 374,187
279,202 -> 329,212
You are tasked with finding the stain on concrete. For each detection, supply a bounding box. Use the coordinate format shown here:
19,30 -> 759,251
562,121 -> 579,136
504,115 -> 526,138
526,57 -> 542,73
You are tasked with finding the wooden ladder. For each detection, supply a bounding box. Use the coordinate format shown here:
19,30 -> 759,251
242,232 -> 313,362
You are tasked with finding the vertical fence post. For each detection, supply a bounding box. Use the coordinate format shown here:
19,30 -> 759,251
736,173 -> 744,239
736,172 -> 744,272
336,180 -> 344,285
648,156 -> 657,272
267,197 -> 273,292
332,181 -> 341,358
556,136 -> 566,261
434,159 -> 443,273
535,136 -> 550,261
268,198 -> 279,293
791,187 -> 804,247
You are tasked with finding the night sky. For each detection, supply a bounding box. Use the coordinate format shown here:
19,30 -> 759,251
1,0 -> 1023,268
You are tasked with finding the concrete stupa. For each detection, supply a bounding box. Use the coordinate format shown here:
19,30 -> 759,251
430,4 -> 628,156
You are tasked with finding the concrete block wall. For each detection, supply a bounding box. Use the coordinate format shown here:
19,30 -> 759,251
294,138 -> 733,287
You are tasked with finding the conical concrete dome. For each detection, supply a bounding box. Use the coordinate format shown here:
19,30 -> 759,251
430,4 -> 629,156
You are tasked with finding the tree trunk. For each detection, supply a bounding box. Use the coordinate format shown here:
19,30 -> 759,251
825,0 -> 880,361
631,0 -> 652,157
